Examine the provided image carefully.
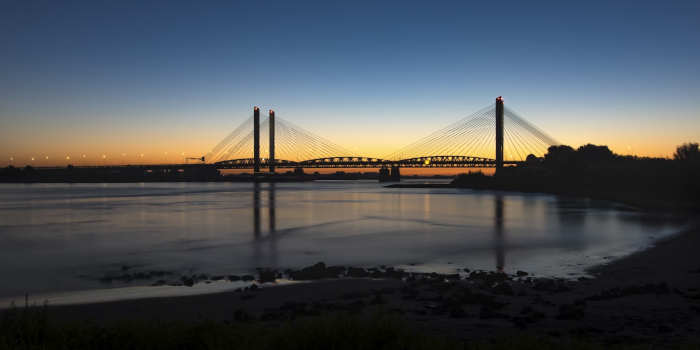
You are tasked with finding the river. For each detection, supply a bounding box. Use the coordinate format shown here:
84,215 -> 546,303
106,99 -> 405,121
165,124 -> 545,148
0,181 -> 682,305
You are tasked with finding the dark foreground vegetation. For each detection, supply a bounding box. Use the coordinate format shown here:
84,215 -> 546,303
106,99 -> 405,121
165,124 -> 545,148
3,304 -> 699,350
453,142 -> 700,211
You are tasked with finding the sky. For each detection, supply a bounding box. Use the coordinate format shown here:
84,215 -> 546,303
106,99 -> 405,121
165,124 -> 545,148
1,0 -> 699,167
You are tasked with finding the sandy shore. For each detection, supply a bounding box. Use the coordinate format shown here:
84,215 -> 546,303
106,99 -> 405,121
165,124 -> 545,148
41,224 -> 700,344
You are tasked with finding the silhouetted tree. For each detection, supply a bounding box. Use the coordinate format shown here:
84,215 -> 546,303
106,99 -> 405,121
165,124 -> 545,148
576,144 -> 614,163
673,143 -> 700,163
543,145 -> 577,173
544,145 -> 575,164
525,154 -> 539,164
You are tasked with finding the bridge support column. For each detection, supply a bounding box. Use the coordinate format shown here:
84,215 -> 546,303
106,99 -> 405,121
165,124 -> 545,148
254,106 -> 260,173
390,166 -> 401,181
269,110 -> 275,173
378,166 -> 390,182
495,96 -> 504,175
379,166 -> 400,182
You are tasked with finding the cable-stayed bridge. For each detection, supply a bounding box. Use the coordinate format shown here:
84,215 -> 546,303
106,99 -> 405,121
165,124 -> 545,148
208,97 -> 558,175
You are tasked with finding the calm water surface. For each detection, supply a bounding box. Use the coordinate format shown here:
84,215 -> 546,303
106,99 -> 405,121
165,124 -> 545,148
0,181 -> 682,303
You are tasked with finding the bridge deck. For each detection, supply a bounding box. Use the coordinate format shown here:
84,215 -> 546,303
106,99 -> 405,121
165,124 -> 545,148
213,156 -> 523,169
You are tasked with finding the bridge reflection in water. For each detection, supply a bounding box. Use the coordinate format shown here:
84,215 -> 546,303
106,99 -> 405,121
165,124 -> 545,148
494,195 -> 505,272
250,184 -> 510,273
252,182 -> 277,238
251,182 -> 278,268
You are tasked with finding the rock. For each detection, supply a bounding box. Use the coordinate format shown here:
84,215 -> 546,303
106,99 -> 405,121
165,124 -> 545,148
326,265 -> 346,277
532,278 -> 571,293
347,267 -> 370,278
516,270 -> 529,277
443,273 -> 460,281
289,262 -> 337,280
181,277 -> 195,287
227,275 -> 241,281
468,271 -> 510,284
382,267 -> 407,279
257,269 -> 277,283
241,275 -> 255,282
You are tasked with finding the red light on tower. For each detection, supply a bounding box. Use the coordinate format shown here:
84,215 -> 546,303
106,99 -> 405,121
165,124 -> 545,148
496,96 -> 503,102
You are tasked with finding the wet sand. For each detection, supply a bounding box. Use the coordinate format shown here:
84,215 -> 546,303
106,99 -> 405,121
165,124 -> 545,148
42,225 -> 700,344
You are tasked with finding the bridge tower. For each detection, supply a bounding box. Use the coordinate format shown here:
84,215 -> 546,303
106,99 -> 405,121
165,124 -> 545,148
495,96 -> 504,174
269,110 -> 275,173
253,106 -> 260,173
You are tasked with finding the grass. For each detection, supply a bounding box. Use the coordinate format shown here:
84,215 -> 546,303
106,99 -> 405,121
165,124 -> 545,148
1,303 -> 698,350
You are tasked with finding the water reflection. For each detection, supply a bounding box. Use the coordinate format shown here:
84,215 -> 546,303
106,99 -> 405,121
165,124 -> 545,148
253,182 -> 261,238
252,182 -> 277,239
494,195 -> 505,272
555,197 -> 587,251
0,182 -> 681,298
268,183 -> 276,234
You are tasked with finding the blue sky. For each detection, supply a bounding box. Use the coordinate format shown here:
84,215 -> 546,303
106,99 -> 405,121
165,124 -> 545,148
1,0 -> 699,165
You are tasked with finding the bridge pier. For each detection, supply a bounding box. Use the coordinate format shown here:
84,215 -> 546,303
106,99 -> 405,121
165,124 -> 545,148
390,165 -> 401,181
379,165 -> 401,182
269,109 -> 275,173
495,97 -> 504,175
253,106 -> 261,174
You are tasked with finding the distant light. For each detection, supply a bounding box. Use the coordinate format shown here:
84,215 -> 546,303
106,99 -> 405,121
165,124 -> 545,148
31,157 -> 35,161
45,156 -> 49,160
82,154 -> 86,158
102,154 -> 106,159
181,152 -> 185,156
9,157 -> 13,161
140,153 -> 144,157
122,153 -> 126,156
66,156 -> 70,160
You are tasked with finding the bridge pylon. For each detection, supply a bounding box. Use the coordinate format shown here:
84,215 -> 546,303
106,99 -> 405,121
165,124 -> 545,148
495,96 -> 504,175
269,109 -> 275,173
253,106 -> 261,173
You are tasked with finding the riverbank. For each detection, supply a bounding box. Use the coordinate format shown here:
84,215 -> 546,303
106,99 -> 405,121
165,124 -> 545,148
25,224 -> 699,346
